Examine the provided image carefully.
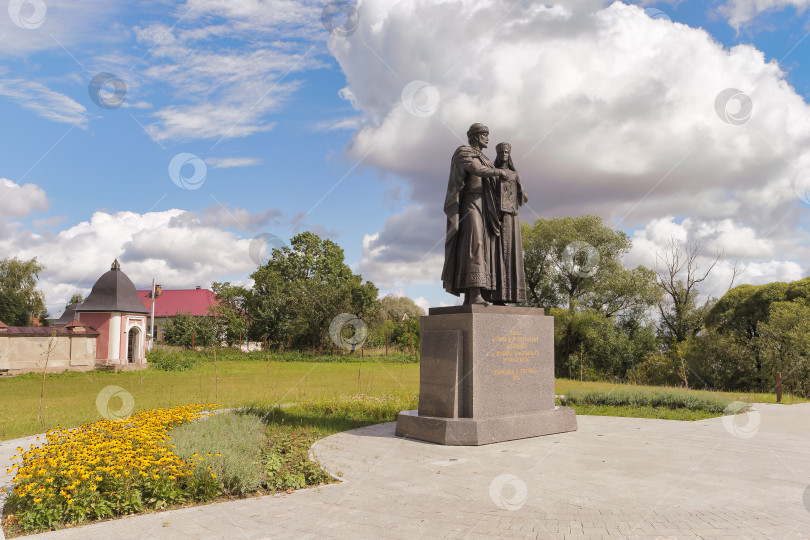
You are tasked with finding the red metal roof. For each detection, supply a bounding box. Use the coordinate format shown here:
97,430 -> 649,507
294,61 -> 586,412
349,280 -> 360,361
136,289 -> 219,317
0,326 -> 99,336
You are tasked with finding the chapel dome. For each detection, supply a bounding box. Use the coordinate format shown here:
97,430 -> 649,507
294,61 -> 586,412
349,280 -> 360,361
75,259 -> 149,314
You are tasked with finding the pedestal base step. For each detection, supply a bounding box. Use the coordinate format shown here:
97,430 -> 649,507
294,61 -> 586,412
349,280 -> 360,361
394,406 -> 577,446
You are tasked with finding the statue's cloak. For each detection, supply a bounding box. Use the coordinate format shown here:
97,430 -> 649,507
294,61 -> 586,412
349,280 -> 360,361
441,145 -> 501,296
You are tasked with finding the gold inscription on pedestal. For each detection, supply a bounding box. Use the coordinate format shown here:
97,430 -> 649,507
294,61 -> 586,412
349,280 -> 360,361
490,330 -> 540,380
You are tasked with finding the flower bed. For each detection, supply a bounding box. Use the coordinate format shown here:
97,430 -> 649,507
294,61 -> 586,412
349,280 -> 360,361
3,404 -> 219,533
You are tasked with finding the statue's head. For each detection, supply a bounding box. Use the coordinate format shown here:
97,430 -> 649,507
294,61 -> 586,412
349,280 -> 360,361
466,123 -> 489,148
495,142 -> 515,170
496,142 -> 511,160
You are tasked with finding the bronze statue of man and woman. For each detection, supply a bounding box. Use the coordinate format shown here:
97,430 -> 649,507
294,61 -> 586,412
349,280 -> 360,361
442,122 -> 528,306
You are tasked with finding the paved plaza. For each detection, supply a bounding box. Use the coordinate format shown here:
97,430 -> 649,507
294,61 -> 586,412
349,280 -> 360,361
2,403 -> 810,539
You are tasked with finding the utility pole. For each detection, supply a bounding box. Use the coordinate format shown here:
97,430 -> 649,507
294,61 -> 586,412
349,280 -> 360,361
149,278 -> 156,350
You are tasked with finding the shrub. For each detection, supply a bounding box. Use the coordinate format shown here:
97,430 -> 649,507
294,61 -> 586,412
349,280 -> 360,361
168,413 -> 265,496
146,348 -> 201,371
559,388 -> 745,414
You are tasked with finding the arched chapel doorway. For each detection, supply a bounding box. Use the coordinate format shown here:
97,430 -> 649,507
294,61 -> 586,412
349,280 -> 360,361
127,327 -> 140,364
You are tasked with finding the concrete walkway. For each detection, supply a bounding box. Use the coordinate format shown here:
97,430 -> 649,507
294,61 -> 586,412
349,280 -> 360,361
3,404 -> 810,539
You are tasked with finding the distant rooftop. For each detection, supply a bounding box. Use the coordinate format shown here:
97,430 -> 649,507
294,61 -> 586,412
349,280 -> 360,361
136,288 -> 219,317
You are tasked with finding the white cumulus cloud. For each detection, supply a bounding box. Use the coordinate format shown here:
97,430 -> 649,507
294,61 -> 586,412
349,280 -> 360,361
330,0 -> 810,303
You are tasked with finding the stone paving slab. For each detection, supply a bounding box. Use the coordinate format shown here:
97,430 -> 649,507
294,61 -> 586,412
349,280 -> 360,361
2,403 -> 810,539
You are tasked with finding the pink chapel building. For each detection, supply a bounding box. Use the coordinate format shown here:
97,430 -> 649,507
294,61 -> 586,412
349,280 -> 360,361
0,260 -> 149,374
73,259 -> 150,367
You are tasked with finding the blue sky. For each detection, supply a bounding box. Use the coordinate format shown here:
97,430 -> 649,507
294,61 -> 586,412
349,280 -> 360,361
1,0 -> 809,317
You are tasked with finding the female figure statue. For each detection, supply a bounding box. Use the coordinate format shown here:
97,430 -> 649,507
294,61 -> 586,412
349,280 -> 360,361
486,142 -> 528,305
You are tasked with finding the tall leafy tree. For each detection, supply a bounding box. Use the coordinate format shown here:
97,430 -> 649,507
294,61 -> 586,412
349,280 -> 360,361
759,301 -> 810,397
522,215 -> 659,376
210,282 -> 250,347
249,232 -> 379,351
0,257 -> 47,325
163,311 -> 217,348
371,295 -> 425,326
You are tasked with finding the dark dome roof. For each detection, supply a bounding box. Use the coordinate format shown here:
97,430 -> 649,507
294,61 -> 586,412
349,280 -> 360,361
53,302 -> 81,326
75,260 -> 149,314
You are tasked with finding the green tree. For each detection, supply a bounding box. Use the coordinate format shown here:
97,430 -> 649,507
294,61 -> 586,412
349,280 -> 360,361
523,215 -> 641,310
210,282 -> 250,347
522,215 -> 659,375
551,307 -> 657,380
66,293 -> 84,309
371,295 -> 424,326
758,301 -> 810,397
0,257 -> 47,325
0,292 -> 27,326
163,311 -> 217,348
249,232 -> 379,351
705,281 -> 788,385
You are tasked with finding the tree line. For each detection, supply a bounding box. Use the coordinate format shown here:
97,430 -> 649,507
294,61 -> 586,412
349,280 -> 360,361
3,218 -> 807,396
521,215 -> 809,397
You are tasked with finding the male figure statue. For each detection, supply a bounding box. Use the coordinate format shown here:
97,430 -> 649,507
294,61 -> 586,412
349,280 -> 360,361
441,123 -> 507,305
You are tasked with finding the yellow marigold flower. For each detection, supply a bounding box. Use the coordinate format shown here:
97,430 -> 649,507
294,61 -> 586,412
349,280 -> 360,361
33,498 -> 42,503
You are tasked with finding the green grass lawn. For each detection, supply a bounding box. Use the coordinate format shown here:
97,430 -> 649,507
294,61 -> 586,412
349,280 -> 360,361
1,361 -> 803,440
0,360 -> 420,440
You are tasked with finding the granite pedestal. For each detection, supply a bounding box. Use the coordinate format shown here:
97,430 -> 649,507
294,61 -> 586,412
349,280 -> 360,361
395,305 -> 576,445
